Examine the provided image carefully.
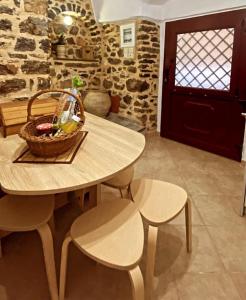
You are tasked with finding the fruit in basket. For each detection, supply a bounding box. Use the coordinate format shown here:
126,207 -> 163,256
36,123 -> 53,135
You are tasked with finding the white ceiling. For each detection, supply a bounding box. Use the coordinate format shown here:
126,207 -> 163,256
91,0 -> 246,23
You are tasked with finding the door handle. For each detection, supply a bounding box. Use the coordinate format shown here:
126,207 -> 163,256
241,18 -> 246,33
163,68 -> 169,84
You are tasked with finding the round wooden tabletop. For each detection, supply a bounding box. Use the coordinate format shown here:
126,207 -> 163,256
0,113 -> 145,195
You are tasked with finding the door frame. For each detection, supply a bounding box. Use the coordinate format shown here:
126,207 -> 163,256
160,9 -> 246,160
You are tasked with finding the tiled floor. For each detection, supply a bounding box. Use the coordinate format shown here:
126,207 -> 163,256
0,133 -> 245,300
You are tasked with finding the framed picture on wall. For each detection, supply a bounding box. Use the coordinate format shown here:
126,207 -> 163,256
120,23 -> 136,48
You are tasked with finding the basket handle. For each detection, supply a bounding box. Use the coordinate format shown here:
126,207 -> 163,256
27,89 -> 85,122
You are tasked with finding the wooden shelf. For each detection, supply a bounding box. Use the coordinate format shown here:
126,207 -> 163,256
52,58 -> 99,63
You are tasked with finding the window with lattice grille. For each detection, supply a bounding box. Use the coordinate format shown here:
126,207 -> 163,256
175,28 -> 234,91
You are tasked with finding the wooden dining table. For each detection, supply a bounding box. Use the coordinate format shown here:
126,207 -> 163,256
0,112 -> 145,198
0,112 -> 145,300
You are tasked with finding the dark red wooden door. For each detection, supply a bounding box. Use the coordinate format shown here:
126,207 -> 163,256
161,9 -> 246,161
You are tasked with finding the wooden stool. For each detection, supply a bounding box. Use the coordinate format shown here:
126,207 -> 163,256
59,199 -> 144,300
0,195 -> 58,300
103,165 -> 134,198
130,179 -> 192,299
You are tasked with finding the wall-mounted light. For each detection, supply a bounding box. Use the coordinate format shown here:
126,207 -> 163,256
63,15 -> 73,26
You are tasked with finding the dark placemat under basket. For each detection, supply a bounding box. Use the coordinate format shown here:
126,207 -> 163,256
19,89 -> 85,157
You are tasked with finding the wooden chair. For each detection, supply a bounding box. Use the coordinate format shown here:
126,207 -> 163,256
103,165 -> 134,198
130,179 -> 192,299
59,199 -> 145,300
0,194 -> 58,300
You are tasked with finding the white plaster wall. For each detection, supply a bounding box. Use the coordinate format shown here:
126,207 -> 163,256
92,0 -> 246,22
91,0 -> 142,22
160,0 -> 246,20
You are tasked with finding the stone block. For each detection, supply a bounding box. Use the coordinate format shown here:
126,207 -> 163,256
38,77 -> 51,90
0,79 -> 26,94
0,64 -> 18,75
0,19 -> 12,31
19,17 -> 48,36
24,0 -> 47,15
15,38 -> 36,51
39,39 -> 50,53
0,6 -> 14,15
21,61 -> 50,74
126,79 -> 150,93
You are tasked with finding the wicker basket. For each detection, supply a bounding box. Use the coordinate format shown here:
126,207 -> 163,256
19,89 -> 85,157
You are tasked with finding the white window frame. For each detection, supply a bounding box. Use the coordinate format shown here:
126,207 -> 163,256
120,23 -> 136,48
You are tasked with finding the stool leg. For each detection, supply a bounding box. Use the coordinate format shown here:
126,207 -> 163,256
185,198 -> 192,253
48,215 -> 56,236
59,234 -> 72,300
146,225 -> 158,300
37,224 -> 59,300
128,265 -> 144,300
128,185 -> 133,201
119,188 -> 124,198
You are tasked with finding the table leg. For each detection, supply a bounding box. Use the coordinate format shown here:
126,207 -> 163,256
87,184 -> 101,208
75,184 -> 101,212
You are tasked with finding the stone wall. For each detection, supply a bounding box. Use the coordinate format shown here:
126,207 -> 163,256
0,0 -> 50,101
0,0 -> 160,130
102,20 -> 160,130
48,0 -> 103,90
51,59 -> 102,90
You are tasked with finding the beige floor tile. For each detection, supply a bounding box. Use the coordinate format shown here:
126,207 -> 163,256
156,225 -> 224,276
182,173 -> 225,197
0,232 -> 52,300
166,142 -> 208,164
65,246 -> 132,300
229,196 -> 245,216
153,272 -> 179,300
207,225 -> 246,272
134,155 -> 161,179
144,140 -> 171,159
154,167 -> 187,190
230,272 -> 246,300
203,158 -> 244,175
169,203 -> 204,226
1,133 -> 245,300
213,174 -> 244,197
175,273 -> 241,300
193,195 -> 246,226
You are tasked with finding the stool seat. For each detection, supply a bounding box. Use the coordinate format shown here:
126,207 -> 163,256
130,178 -> 191,300
104,166 -> 134,189
0,194 -> 58,300
130,179 -> 187,226
60,199 -> 145,300
70,199 -> 144,270
0,194 -> 54,232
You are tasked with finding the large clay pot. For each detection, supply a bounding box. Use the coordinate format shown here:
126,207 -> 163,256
83,89 -> 111,117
